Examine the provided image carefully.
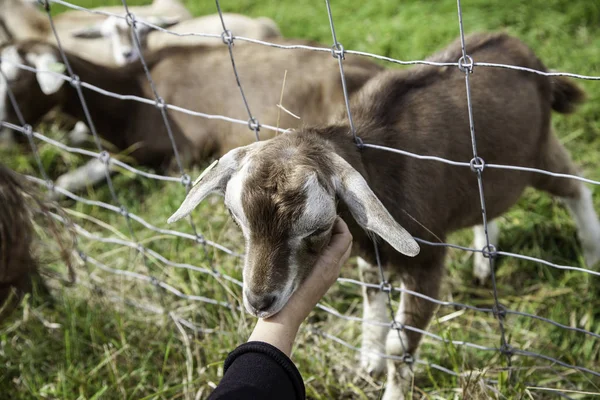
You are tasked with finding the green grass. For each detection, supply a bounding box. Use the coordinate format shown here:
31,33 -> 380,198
2,0 -> 600,399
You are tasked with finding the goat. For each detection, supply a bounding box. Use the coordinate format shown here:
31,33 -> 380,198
72,13 -> 282,66
0,163 -> 39,318
0,39 -> 382,195
0,0 -> 191,61
167,32 -> 600,399
0,0 -> 193,145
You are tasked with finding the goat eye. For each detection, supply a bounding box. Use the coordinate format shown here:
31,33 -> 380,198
309,226 -> 329,237
227,208 -> 240,227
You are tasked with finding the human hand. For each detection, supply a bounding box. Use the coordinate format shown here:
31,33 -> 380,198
272,217 -> 353,327
248,217 -> 353,356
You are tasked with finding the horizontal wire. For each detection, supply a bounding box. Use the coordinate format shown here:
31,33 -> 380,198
45,0 -> 600,80
25,176 -> 600,341
1,121 -> 181,183
25,175 -> 241,257
83,253 -> 232,308
66,213 -> 600,352
76,280 -> 220,334
2,57 -> 600,187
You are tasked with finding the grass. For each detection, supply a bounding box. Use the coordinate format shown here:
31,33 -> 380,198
2,0 -> 600,399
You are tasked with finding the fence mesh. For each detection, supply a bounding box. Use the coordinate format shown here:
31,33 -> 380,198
1,0 -> 599,397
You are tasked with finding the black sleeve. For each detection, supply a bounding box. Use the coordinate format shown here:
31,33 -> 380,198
207,341 -> 305,400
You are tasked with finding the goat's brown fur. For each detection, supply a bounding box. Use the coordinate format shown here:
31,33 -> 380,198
221,32 -> 590,396
2,38 -> 383,170
0,164 -> 38,314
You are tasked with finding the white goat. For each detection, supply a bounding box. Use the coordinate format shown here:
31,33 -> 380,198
72,13 -> 282,66
168,32 -> 600,399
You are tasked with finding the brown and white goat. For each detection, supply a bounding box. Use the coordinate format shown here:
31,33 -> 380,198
0,0 -> 193,145
0,39 -> 382,194
168,32 -> 600,399
0,0 -> 192,64
72,13 -> 282,66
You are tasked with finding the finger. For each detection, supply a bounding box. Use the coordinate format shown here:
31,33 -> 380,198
326,218 -> 352,253
340,239 -> 352,264
331,216 -> 349,236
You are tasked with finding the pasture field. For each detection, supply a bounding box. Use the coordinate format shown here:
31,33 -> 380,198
1,0 -> 599,399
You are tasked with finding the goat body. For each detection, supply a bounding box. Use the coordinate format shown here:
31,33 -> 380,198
168,32 -> 600,399
0,163 -> 37,316
73,13 -> 282,66
147,14 -> 281,49
0,38 -> 382,191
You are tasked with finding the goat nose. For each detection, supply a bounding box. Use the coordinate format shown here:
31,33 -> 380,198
247,292 -> 277,312
123,50 -> 134,60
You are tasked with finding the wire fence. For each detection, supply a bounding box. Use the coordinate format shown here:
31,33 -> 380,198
1,0 -> 599,397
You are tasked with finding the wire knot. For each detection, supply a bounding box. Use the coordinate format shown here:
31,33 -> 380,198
500,343 -> 513,357
331,43 -> 345,60
98,150 -> 110,165
70,74 -> 81,88
45,179 -> 55,192
248,117 -> 260,132
354,135 -> 365,149
458,55 -> 474,73
23,124 -> 33,137
221,30 -> 234,46
155,97 -> 166,110
195,234 -> 206,245
137,244 -> 145,254
77,250 -> 88,261
493,303 -> 508,320
469,156 -> 485,173
180,174 -> 191,187
402,353 -> 414,365
125,12 -> 137,28
149,276 -> 160,287
482,244 -> 497,259
380,281 -> 392,293
391,320 -> 403,331
119,205 -> 129,217
38,0 -> 50,11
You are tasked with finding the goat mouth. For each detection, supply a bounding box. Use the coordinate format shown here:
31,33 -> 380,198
243,285 -> 296,319
243,295 -> 287,319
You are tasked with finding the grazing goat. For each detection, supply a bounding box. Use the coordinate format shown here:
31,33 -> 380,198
0,39 -> 382,194
167,32 -> 600,399
0,0 -> 191,64
73,13 -> 282,66
0,0 -> 192,145
0,163 -> 38,317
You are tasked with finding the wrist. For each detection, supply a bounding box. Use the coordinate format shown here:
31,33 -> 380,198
248,316 -> 302,357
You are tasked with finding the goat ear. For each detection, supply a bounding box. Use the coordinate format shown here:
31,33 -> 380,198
331,153 -> 420,257
27,52 -> 65,95
71,25 -> 104,39
168,147 -> 246,223
144,16 -> 181,30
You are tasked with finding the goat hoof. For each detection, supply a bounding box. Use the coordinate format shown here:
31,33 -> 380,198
381,385 -> 406,400
360,350 -> 385,377
67,122 -> 90,146
472,256 -> 491,285
583,247 -> 600,269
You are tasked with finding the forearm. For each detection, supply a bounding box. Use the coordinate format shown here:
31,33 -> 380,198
248,317 -> 302,357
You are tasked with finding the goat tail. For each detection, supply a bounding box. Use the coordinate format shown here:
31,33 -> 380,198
550,76 -> 586,114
